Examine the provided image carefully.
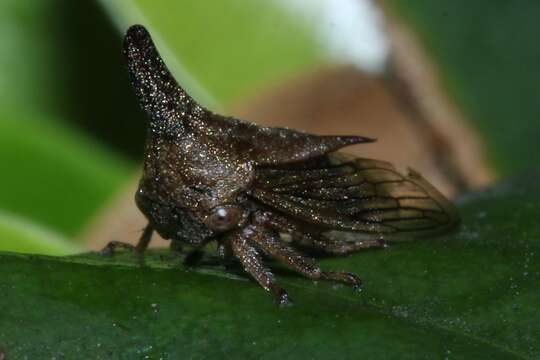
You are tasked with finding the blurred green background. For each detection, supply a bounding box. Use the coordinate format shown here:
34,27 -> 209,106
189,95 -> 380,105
0,0 -> 539,254
386,0 -> 540,176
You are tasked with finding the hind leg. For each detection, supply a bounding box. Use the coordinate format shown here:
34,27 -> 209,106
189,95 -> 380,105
229,214 -> 363,305
254,211 -> 386,255
247,225 -> 362,291
229,229 -> 291,306
294,233 -> 386,255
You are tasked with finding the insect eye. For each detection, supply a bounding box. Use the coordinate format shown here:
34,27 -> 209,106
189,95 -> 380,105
204,205 -> 246,232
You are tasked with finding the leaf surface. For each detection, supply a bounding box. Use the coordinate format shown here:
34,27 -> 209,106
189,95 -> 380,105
1,173 -> 539,359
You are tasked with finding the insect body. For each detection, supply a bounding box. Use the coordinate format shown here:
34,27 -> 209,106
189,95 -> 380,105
103,25 -> 459,305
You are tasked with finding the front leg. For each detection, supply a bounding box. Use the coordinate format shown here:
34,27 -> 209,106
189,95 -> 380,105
229,227 -> 292,306
100,223 -> 154,256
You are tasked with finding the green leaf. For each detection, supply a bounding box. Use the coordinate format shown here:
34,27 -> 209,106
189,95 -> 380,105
0,211 -> 79,256
1,173 -> 539,359
0,0 -> 138,244
0,114 -> 131,238
384,0 -> 540,176
0,0 -> 149,157
0,0 -> 67,118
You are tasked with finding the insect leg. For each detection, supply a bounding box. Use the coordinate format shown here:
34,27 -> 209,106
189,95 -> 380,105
135,223 -> 154,252
100,223 -> 153,256
254,211 -> 385,255
248,221 -> 363,290
294,233 -> 386,255
229,228 -> 291,306
183,248 -> 225,267
183,249 -> 205,266
169,240 -> 183,253
217,237 -> 233,261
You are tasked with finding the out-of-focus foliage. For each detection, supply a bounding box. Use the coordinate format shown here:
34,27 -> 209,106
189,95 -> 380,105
99,0 -> 324,107
385,0 -> 540,176
0,115 -> 129,238
0,0 -> 147,156
0,0 -> 136,250
1,173 -> 539,359
0,211 -> 78,255
0,0 -> 536,254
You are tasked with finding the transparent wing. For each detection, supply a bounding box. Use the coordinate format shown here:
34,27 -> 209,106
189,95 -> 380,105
251,154 -> 459,240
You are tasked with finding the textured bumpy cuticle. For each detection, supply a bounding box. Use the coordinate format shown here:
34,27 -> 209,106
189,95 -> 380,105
105,24 -> 460,304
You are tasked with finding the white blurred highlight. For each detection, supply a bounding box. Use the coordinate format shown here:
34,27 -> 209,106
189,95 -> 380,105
277,0 -> 389,73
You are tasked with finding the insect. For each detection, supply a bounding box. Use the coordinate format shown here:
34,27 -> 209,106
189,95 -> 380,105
102,25 -> 459,305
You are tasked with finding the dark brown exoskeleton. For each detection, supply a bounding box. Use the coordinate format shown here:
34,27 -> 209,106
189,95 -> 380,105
102,25 -> 459,305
